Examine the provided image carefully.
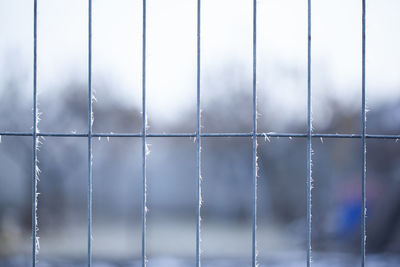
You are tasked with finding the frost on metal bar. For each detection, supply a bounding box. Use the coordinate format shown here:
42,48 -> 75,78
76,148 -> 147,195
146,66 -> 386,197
252,0 -> 258,266
141,0 -> 148,266
87,0 -> 93,266
195,0 -> 202,266
306,0 -> 313,266
361,0 -> 367,266
32,0 -> 39,265
1,131 -> 400,139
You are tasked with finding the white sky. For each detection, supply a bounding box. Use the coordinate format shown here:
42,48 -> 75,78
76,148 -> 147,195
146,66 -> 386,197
0,0 -> 399,127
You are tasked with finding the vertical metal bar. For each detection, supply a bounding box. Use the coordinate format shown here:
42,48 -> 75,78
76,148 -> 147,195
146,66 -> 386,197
196,0 -> 202,266
306,0 -> 312,266
87,0 -> 93,266
32,0 -> 38,266
361,0 -> 367,266
252,0 -> 257,266
141,0 -> 147,266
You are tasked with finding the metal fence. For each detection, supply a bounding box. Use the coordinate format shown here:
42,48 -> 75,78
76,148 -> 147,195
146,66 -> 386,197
1,0 -> 397,266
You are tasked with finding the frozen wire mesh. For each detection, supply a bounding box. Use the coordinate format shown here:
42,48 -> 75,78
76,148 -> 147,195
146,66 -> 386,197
0,0 -> 381,266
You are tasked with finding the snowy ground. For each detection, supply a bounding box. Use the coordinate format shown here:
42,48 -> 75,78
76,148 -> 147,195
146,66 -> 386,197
2,254 -> 400,267
2,220 -> 399,266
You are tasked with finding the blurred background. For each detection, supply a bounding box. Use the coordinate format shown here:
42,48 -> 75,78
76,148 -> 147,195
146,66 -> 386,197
1,0 -> 400,266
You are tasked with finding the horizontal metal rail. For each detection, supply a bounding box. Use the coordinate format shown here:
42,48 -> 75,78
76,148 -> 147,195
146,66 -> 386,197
0,131 -> 399,139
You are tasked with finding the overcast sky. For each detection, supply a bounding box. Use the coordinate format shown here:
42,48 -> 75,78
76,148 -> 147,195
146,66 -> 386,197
0,0 -> 399,128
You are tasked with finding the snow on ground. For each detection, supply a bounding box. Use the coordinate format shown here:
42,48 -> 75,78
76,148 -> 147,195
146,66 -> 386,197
1,254 -> 400,267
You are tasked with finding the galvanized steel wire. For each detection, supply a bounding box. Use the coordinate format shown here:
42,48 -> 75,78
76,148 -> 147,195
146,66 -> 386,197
31,1 -> 38,266
87,0 -> 93,266
196,0 -> 202,266
252,0 -> 258,266
306,0 -> 312,265
141,0 -> 147,266
361,0 -> 367,266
